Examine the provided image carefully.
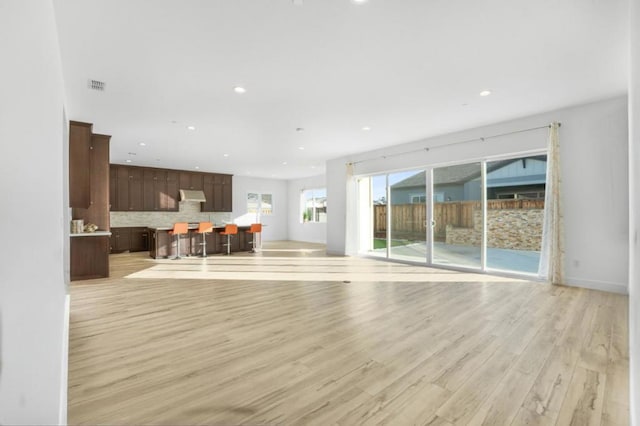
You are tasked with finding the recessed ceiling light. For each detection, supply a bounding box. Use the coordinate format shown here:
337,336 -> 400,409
352,0 -> 368,3
479,90 -> 492,97
187,125 -> 196,130
298,146 -> 305,150
194,166 -> 200,170
362,126 -> 371,131
125,159 -> 132,163
223,153 -> 229,157
234,86 -> 246,94
282,161 -> 288,165
311,165 -> 316,169
139,142 -> 146,146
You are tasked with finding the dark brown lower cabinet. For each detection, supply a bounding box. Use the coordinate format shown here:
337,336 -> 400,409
71,236 -> 110,281
150,229 -> 171,258
130,227 -> 149,252
110,227 -> 150,253
110,228 -> 131,253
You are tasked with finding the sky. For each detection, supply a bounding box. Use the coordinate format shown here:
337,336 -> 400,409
371,170 -> 423,202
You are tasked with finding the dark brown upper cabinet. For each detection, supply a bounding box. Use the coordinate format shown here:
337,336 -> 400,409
164,170 -> 179,211
115,166 -> 130,211
143,168 -> 161,211
128,168 -> 144,211
202,173 -> 233,212
202,173 -> 215,212
110,166 -> 230,212
71,133 -> 111,230
142,168 -> 179,212
69,121 -> 92,208
179,172 -> 203,191
221,174 -> 233,212
109,164 -> 117,211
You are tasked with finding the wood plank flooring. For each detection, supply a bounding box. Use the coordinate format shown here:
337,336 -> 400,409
68,241 -> 629,425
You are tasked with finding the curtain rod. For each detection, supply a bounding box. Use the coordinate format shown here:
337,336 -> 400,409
347,122 -> 561,167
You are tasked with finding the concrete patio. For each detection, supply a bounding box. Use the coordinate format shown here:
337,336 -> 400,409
369,240 -> 540,275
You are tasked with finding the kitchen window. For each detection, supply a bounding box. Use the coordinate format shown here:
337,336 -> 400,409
301,188 -> 327,223
248,193 -> 273,216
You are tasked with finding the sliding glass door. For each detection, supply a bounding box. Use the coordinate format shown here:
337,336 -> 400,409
369,174 -> 387,258
388,170 -> 427,262
485,155 -> 547,274
357,151 -> 546,277
432,163 -> 483,269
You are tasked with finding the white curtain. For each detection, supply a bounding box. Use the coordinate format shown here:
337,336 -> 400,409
344,162 -> 356,254
538,122 -> 564,284
346,162 -> 354,179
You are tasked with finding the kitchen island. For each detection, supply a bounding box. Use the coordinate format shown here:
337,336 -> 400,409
148,225 -> 253,258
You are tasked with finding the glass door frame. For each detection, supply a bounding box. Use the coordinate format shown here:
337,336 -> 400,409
387,169 -> 429,264
426,169 -> 433,265
429,161 -> 484,272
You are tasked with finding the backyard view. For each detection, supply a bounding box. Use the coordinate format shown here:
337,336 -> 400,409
365,155 -> 547,275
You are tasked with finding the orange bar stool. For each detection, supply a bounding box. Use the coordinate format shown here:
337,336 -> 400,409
196,222 -> 213,258
246,223 -> 262,253
168,222 -> 189,259
220,224 -> 238,255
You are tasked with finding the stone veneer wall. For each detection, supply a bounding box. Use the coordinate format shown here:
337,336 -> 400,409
110,201 -> 232,228
446,208 -> 543,251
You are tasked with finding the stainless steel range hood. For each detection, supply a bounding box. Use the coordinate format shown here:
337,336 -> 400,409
179,189 -> 207,202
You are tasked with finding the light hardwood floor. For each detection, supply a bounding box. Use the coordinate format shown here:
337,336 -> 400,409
68,241 -> 629,425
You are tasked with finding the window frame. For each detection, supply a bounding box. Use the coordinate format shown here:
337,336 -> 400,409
301,188 -> 327,223
247,192 -> 273,218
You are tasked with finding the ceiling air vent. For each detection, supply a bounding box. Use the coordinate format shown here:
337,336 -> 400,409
87,79 -> 105,91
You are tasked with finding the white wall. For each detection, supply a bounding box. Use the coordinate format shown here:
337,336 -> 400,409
288,175 -> 327,243
629,0 -> 639,422
326,161 -> 349,254
232,176 -> 288,241
0,0 -> 68,424
327,97 -> 629,293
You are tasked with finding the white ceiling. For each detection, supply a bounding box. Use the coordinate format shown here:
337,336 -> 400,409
53,0 -> 629,180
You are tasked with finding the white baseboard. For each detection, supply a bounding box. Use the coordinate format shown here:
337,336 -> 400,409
564,277 -> 628,294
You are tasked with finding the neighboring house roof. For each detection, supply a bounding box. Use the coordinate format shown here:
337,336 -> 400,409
391,156 -> 546,188
306,196 -> 327,207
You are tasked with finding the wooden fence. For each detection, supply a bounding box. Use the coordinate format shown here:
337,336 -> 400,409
373,199 -> 545,240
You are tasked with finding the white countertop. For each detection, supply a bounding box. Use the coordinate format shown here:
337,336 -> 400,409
148,224 -> 249,231
70,231 -> 112,238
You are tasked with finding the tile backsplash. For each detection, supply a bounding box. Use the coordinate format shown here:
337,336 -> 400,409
110,201 -> 232,228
